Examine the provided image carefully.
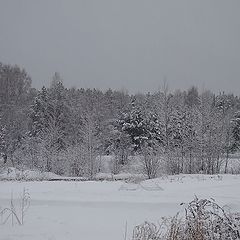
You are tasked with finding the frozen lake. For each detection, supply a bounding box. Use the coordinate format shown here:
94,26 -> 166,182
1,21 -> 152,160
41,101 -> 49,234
1,174 -> 240,240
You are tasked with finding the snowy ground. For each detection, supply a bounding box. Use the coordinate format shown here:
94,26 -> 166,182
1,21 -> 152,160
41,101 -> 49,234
1,174 -> 240,240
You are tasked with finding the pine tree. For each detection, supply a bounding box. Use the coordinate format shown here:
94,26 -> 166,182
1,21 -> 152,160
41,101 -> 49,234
119,99 -> 146,151
119,98 -> 162,152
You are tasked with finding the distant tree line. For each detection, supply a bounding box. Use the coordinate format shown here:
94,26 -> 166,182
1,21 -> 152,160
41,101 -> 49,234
1,62 -> 240,178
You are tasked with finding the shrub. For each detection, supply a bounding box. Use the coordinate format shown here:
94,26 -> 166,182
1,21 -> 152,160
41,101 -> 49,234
131,197 -> 240,240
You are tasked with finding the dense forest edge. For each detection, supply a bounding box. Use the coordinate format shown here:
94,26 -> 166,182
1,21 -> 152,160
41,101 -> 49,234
1,62 -> 240,179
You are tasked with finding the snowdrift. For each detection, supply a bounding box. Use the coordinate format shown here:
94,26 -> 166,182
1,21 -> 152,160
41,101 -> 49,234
0,167 -> 62,181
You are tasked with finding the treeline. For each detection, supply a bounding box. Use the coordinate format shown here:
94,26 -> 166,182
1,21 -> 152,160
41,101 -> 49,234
1,63 -> 240,178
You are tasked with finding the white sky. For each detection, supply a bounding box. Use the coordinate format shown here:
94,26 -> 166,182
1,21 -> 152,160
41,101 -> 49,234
0,0 -> 240,93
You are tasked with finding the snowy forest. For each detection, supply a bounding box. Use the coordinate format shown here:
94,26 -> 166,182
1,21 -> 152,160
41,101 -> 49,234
1,62 -> 240,179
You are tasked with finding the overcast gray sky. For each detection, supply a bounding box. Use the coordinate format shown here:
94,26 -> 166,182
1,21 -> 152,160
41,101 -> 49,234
0,0 -> 240,93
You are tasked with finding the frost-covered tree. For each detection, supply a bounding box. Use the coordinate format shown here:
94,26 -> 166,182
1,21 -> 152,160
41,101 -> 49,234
231,111 -> 240,152
0,62 -> 32,105
29,86 -> 49,136
0,124 -> 7,164
185,86 -> 200,108
116,98 -> 163,178
2,60 -> 240,177
79,111 -> 101,179
119,98 -> 162,152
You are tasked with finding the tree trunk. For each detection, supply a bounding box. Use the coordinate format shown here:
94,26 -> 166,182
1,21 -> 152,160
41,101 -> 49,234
224,150 -> 229,174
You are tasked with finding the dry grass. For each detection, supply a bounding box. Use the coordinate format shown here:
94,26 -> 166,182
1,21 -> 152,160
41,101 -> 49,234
0,188 -> 30,226
131,197 -> 240,240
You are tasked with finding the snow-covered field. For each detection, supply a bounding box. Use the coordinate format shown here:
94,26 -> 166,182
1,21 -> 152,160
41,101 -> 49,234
1,174 -> 240,240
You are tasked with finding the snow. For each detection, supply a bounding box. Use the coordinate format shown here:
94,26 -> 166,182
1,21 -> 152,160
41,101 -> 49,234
0,167 -> 142,182
0,174 -> 240,240
0,167 -> 61,181
95,172 -> 143,181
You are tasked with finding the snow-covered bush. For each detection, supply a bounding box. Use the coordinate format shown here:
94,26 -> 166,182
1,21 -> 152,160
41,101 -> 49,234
131,197 -> 240,240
